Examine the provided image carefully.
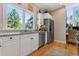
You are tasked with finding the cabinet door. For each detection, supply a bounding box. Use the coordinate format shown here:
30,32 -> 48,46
30,33 -> 39,52
20,33 -> 39,56
20,35 -> 31,56
2,42 -> 18,56
0,47 -> 2,56
2,36 -> 19,56
0,38 -> 2,56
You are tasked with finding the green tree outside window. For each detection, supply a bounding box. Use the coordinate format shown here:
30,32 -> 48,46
8,9 -> 21,29
6,4 -> 33,30
25,16 -> 33,29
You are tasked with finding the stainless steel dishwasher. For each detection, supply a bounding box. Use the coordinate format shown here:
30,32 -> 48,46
39,31 -> 45,48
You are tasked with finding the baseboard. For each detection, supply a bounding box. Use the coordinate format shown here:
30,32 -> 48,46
54,40 -> 66,44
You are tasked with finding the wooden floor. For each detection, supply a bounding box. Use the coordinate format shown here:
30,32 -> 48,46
31,42 -> 79,56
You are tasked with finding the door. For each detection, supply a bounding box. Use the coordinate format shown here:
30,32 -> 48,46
44,19 -> 50,31
39,32 -> 45,47
0,47 -> 2,56
50,20 -> 54,42
30,33 -> 39,52
2,36 -> 19,56
2,42 -> 18,56
20,35 -> 31,56
20,33 -> 39,56
44,19 -> 51,44
0,38 -> 2,56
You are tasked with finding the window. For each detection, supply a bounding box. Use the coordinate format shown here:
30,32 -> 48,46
66,7 -> 73,27
5,4 -> 33,30
75,6 -> 79,19
74,6 -> 79,26
66,5 -> 79,28
25,11 -> 33,29
6,5 -> 24,29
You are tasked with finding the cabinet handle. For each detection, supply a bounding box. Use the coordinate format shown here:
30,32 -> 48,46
30,38 -> 34,40
10,37 -> 12,39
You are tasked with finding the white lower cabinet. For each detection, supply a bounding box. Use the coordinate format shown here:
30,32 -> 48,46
30,34 -> 39,52
0,39 -> 2,56
20,34 -> 31,56
0,33 -> 39,56
0,47 -> 2,56
0,36 -> 19,56
2,42 -> 18,56
20,33 -> 39,56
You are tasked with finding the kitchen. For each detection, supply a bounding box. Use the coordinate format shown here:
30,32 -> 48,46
0,3 -> 57,56
0,3 -> 78,56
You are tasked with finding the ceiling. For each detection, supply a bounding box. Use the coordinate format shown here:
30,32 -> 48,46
33,3 -> 64,11
33,3 -> 79,11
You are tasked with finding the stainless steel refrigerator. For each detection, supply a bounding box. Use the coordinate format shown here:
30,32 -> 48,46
44,19 -> 54,44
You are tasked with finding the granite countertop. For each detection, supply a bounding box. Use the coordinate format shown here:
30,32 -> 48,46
0,30 -> 46,37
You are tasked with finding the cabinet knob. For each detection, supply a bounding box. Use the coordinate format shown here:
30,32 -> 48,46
30,38 -> 34,40
10,37 -> 12,39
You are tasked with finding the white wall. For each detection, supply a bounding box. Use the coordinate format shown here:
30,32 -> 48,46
51,7 -> 66,43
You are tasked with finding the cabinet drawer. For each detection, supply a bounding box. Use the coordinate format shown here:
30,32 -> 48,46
2,36 -> 19,45
27,33 -> 38,40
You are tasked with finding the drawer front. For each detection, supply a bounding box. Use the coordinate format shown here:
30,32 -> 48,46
28,33 -> 38,41
2,36 -> 19,45
21,33 -> 38,42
